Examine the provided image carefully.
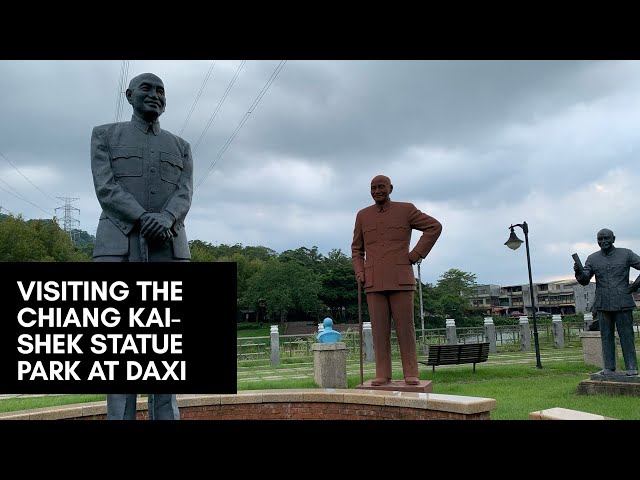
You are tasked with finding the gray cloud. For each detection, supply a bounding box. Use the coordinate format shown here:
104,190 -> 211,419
2,60 -> 640,286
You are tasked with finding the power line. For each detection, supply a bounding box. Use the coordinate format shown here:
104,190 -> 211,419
192,60 -> 246,154
195,60 -> 287,191
114,60 -> 130,123
179,60 -> 216,137
0,151 -> 57,203
0,176 -> 32,203
114,61 -> 125,122
0,181 -> 52,216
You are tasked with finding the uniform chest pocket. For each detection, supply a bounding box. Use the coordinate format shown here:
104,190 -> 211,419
111,146 -> 143,177
160,151 -> 184,185
363,225 -> 377,244
387,222 -> 408,241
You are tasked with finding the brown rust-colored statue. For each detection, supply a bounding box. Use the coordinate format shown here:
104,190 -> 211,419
351,175 -> 442,386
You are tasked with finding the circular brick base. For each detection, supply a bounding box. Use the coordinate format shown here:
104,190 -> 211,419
0,389 -> 497,420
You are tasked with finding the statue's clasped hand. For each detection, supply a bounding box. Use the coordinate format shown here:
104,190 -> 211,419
140,212 -> 175,241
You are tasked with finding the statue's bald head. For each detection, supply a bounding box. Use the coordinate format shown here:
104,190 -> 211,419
128,73 -> 164,90
371,175 -> 391,187
126,72 -> 166,121
370,175 -> 393,205
597,228 -> 614,238
597,228 -> 615,253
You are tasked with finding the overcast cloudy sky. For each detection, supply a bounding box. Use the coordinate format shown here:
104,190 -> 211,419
1,60 -> 639,286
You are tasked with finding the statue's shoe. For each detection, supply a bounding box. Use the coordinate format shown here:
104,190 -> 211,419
597,368 -> 616,375
404,376 -> 420,385
371,377 -> 391,386
626,370 -> 638,376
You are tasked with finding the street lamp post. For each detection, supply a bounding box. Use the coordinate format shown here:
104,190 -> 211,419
504,221 -> 543,369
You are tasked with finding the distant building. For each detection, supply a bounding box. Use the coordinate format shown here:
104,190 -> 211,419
471,279 -> 639,316
573,282 -> 597,313
468,284 -> 502,315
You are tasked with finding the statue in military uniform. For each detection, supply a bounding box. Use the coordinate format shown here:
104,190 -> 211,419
351,175 -> 442,386
91,73 -> 193,419
574,228 -> 640,376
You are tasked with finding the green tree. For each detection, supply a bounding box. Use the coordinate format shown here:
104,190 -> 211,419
242,245 -> 277,262
320,248 -> 373,323
71,228 -> 96,258
414,280 -> 439,327
190,240 -> 218,262
0,215 -> 90,262
189,240 -> 277,263
279,246 -> 325,274
432,268 -> 478,319
324,248 -> 350,267
242,258 -> 320,322
319,262 -> 358,323
217,252 -> 265,298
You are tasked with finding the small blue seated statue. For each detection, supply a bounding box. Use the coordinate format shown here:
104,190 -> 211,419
318,317 -> 342,343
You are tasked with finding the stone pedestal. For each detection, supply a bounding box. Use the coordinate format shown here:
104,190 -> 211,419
552,316 -> 564,349
270,325 -> 280,366
355,379 -> 433,393
362,322 -> 374,363
483,317 -> 496,353
583,312 -> 594,331
519,317 -> 531,351
312,342 -> 347,389
446,319 -> 457,345
580,331 -> 619,369
577,373 -> 640,397
529,407 -> 613,420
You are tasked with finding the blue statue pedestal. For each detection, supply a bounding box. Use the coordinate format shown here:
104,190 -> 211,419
356,379 -> 432,393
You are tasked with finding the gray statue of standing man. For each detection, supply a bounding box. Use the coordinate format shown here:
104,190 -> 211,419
574,228 -> 639,376
91,72 -> 193,419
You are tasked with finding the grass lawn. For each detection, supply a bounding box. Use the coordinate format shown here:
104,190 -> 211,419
237,327 -> 271,337
238,348 -> 640,420
2,346 -> 638,419
0,394 -> 106,414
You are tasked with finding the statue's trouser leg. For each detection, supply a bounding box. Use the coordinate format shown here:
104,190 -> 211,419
599,311 -> 617,370
367,292 -> 392,380
389,291 -> 418,379
107,394 -> 138,420
615,310 -> 638,371
148,394 -> 180,420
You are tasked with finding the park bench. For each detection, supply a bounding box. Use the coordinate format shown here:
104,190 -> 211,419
419,342 -> 490,372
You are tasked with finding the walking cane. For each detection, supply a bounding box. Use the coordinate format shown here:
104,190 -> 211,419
139,233 -> 149,263
417,259 -> 426,354
357,279 -> 364,386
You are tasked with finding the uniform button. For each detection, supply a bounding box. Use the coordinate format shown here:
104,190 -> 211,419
150,168 -> 156,173
150,150 -> 155,153
151,189 -> 157,194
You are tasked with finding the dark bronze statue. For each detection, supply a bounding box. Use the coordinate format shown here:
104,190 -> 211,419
574,228 -> 639,376
351,175 -> 442,386
91,73 -> 193,419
